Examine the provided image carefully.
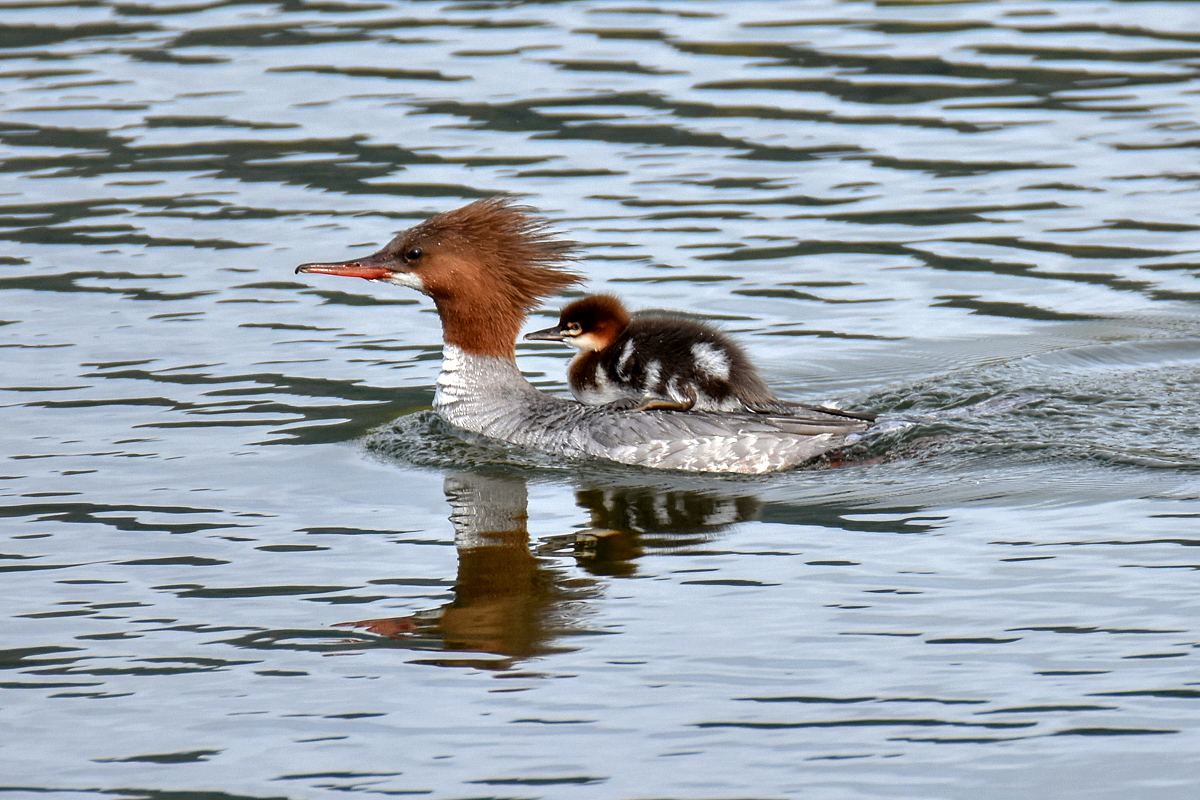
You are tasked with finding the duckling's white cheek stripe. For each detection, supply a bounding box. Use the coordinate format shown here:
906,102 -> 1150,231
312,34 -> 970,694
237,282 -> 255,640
691,342 -> 730,381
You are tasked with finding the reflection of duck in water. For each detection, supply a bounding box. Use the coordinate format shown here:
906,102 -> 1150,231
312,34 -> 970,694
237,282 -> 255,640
297,198 -> 873,473
558,484 -> 764,577
340,472 -> 596,663
338,465 -> 952,659
338,470 -> 763,657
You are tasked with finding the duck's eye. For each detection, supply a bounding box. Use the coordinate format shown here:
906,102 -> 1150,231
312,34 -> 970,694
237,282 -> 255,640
566,322 -> 582,335
404,247 -> 424,263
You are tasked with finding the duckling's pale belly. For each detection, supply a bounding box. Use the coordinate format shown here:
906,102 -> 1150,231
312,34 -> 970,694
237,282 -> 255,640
568,361 -> 628,406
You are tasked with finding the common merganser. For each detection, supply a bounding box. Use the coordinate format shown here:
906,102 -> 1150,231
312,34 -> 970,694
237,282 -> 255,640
526,294 -> 805,413
295,198 -> 873,474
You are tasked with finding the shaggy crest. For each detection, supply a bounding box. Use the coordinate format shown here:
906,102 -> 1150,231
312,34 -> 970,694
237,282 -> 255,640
408,197 -> 582,311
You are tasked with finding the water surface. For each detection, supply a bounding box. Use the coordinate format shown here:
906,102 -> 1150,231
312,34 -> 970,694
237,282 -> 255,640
2,1 -> 1200,798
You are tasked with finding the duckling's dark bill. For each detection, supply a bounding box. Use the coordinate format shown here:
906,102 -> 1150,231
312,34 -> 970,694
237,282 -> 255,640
524,325 -> 568,341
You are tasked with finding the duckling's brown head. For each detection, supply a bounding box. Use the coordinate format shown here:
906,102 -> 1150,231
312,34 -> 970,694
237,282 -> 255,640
524,294 -> 631,353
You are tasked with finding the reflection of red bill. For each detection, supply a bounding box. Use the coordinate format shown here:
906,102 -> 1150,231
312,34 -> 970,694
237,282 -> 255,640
335,616 -> 420,637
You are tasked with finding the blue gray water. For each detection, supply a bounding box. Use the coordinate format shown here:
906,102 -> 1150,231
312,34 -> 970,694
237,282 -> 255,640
2,1 -> 1199,798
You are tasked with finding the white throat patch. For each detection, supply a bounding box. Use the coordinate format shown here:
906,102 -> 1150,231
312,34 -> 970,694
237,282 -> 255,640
384,271 -> 429,295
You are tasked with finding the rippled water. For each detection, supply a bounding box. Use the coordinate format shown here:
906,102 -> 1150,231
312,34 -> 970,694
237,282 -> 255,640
3,1 -> 1200,797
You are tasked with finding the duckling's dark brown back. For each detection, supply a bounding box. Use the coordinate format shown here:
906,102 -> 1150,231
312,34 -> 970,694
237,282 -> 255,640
601,315 -> 777,411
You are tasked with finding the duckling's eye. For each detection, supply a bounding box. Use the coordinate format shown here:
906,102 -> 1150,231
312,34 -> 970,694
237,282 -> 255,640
566,322 -> 582,336
404,247 -> 424,263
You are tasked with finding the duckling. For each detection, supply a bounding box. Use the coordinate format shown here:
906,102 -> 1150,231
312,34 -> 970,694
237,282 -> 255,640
526,294 -> 798,414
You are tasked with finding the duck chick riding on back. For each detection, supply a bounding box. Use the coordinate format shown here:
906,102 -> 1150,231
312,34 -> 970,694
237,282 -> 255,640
527,294 -> 838,414
295,198 -> 874,474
